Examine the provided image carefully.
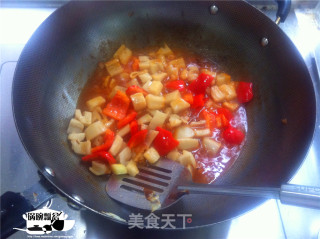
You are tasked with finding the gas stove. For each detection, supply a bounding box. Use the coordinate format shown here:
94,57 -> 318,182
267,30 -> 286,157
1,2 -> 320,239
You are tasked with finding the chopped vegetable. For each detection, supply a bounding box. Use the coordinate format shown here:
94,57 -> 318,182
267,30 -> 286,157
139,72 -> 153,84
85,121 -> 107,140
71,140 -> 91,155
167,149 -> 181,161
194,129 -> 211,137
117,147 -> 132,165
137,114 -> 153,125
189,73 -> 214,94
109,135 -> 124,156
86,96 -> 106,111
177,138 -> 199,150
153,127 -> 179,156
145,130 -> 159,147
146,94 -> 165,110
117,124 -> 131,137
203,137 -> 221,154
103,91 -> 130,120
174,126 -> 195,139
211,86 -> 225,102
67,118 -> 84,134
152,72 -> 168,81
117,111 -> 137,129
237,81 -> 253,103
144,147 -> 160,164
178,150 -> 196,167
216,73 -> 231,86
75,109 -> 92,126
219,84 -> 237,100
148,110 -> 168,130
126,85 -> 148,96
105,58 -> 124,76
165,90 -> 181,104
222,102 -> 239,112
169,114 -> 182,128
129,120 -> 139,136
111,164 -> 128,175
182,93 -> 194,105
223,126 -> 245,145
126,160 -> 139,176
113,44 -> 132,65
191,94 -> 205,109
132,57 -> 140,71
165,80 -> 186,91
91,128 -> 115,153
82,151 -> 117,165
70,44 -> 252,183
202,109 -> 216,130
170,98 -> 190,113
127,129 -> 148,149
89,161 -> 110,176
148,81 -> 163,95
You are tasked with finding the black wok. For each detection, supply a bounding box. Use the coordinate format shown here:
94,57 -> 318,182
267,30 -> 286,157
10,0 -> 316,229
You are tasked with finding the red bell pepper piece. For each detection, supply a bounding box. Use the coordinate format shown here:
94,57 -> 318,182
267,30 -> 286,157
117,111 -> 137,129
130,120 -> 139,136
191,94 -> 205,109
202,109 -> 216,130
153,127 -> 179,156
216,107 -> 233,121
188,73 -> 214,94
91,129 -> 115,153
126,85 -> 148,96
132,57 -> 140,71
127,129 -> 148,149
215,113 -> 229,128
165,80 -> 186,91
223,126 -> 245,145
82,151 -> 117,165
236,81 -> 253,103
182,93 -> 194,105
102,91 -> 130,120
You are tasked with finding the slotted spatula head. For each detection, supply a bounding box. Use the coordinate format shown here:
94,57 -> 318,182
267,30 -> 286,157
106,159 -> 192,210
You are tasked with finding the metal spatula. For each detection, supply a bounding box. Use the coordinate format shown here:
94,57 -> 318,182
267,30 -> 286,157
106,159 -> 320,210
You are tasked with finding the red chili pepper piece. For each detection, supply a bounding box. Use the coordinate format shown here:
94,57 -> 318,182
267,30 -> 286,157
91,129 -> 115,153
130,120 -> 139,136
127,129 -> 148,149
153,127 -> 179,156
117,111 -> 137,129
102,91 -> 130,120
165,80 -> 186,91
126,85 -> 148,96
82,151 -> 117,165
236,81 -> 253,103
223,126 -> 245,145
189,73 -> 214,94
191,94 -> 205,109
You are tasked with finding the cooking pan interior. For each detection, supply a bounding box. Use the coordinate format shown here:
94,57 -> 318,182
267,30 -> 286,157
13,1 -> 315,227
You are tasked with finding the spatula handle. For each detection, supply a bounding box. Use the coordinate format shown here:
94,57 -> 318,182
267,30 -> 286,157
178,184 -> 320,209
280,184 -> 320,209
